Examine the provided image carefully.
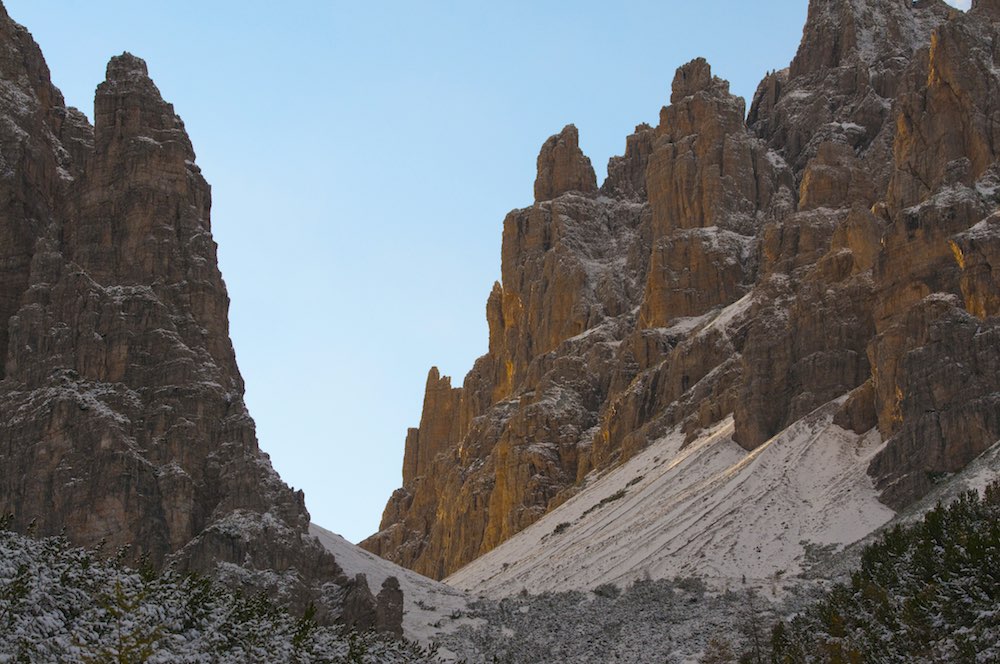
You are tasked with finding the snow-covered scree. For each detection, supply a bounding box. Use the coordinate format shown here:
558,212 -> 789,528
307,403 -> 1000,663
309,525 -> 477,648
446,401 -> 896,597
806,433 -> 1000,582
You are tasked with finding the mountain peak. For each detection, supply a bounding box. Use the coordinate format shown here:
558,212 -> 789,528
533,123 -> 598,202
670,57 -> 727,103
105,51 -> 149,81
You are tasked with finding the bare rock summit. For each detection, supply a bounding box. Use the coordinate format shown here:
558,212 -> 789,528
533,124 -> 598,202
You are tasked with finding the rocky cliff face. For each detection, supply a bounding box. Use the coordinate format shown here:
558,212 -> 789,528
0,3 -> 397,629
364,0 -> 1000,579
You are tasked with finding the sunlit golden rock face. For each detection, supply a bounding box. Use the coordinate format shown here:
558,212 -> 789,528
639,58 -> 789,330
533,124 -> 598,203
867,6 -> 1000,507
369,0 -> 1000,580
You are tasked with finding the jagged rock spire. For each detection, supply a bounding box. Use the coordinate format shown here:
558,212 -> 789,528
533,124 -> 598,202
94,52 -> 194,157
670,57 -> 725,103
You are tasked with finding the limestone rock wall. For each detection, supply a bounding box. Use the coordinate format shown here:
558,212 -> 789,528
0,4 -> 392,631
867,4 -> 1000,507
366,0 -> 1000,580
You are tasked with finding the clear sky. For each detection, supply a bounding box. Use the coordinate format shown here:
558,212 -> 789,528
4,1 -> 968,543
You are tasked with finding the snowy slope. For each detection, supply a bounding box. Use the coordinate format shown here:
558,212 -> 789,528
445,400 -> 896,597
811,435 -> 1000,581
309,524 -> 475,645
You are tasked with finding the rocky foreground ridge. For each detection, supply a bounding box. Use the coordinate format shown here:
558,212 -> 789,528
364,0 -> 1000,581
0,2 -> 402,631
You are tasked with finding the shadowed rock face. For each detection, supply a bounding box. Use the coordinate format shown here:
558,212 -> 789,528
366,0 -> 1000,578
0,4 -> 396,632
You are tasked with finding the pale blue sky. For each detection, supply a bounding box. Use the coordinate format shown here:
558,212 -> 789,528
5,1 -> 967,543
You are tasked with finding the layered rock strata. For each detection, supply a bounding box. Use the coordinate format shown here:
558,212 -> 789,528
0,4 -> 396,630
366,0 -> 1000,578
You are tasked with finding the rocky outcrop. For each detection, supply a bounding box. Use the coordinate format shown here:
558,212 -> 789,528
376,577 -> 405,638
367,0 -> 1000,581
0,4 -> 396,633
533,124 -> 598,202
953,212 -> 1000,319
601,124 -> 654,201
639,58 -> 785,328
340,574 -> 378,632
